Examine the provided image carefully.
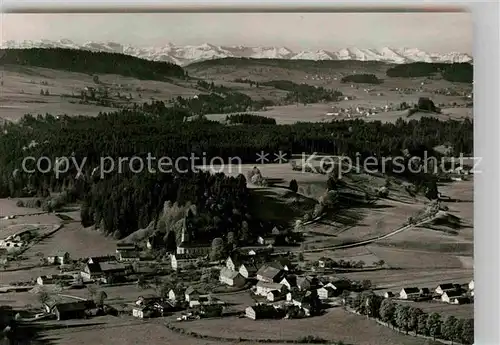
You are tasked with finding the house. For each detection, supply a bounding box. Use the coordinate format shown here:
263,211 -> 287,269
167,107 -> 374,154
171,254 -> 197,270
384,291 -> 394,298
51,301 -> 89,321
441,290 -> 463,303
99,262 -> 129,281
81,263 -> 104,281
146,233 -> 163,250
326,280 -> 351,292
245,304 -> 283,320
399,287 -> 421,300
297,276 -> 315,291
257,236 -> 266,245
317,286 -> 336,300
271,227 -> 281,236
435,283 -> 457,295
269,258 -> 292,272
132,305 -> 153,318
176,242 -> 211,256
185,286 -> 200,302
256,265 -> 284,283
219,268 -> 246,287
135,294 -> 162,306
266,290 -> 284,302
117,250 -> 140,262
36,274 -> 73,286
168,288 -> 184,303
239,262 -> 258,278
420,288 -> 431,295
255,281 -> 284,296
47,251 -> 70,265
468,279 -> 474,291
87,256 -> 115,264
225,256 -> 240,271
279,275 -> 297,291
449,296 -> 469,305
116,243 -> 136,253
189,295 -> 225,308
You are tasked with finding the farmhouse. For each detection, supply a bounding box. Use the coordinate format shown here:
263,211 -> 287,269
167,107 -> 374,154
297,276 -> 316,291
176,242 -> 211,256
171,254 -> 197,270
468,279 -> 474,295
36,274 -> 73,286
81,263 -> 104,281
256,265 -> 284,283
219,267 -> 246,287
51,301 -> 89,321
189,295 -> 225,308
117,250 -> 140,262
317,286 -> 336,300
384,291 -> 394,298
225,256 -> 240,271
255,281 -> 284,296
450,296 -> 469,305
132,305 -> 153,318
435,283 -> 457,295
168,288 -> 184,303
441,290 -> 463,303
185,286 -> 200,302
245,304 -> 283,320
87,255 -> 115,264
116,243 -> 136,253
326,280 -> 352,292
239,262 -> 259,278
47,251 -> 70,265
399,287 -> 421,300
280,275 -> 297,291
267,290 -> 284,302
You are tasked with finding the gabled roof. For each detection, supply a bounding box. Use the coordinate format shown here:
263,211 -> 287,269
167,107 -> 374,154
53,301 -> 88,312
256,281 -> 283,291
177,242 -> 211,248
116,243 -> 136,249
220,267 -> 242,280
267,290 -> 282,297
239,262 -> 259,273
101,263 -> 128,272
401,287 -> 420,294
281,275 -> 297,286
297,276 -> 313,288
318,286 -> 335,294
443,290 -> 462,298
437,283 -> 455,290
85,263 -> 103,273
256,265 -> 282,280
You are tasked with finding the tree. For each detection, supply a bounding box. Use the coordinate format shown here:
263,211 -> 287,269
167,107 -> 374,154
96,290 -> 108,309
409,307 -> 424,334
289,179 -> 298,193
210,237 -> 225,261
379,299 -> 396,326
395,304 -> 411,334
417,313 -> 429,336
40,89 -> 44,95
37,291 -> 50,306
461,318 -> 474,344
442,315 -> 458,343
361,279 -> 372,290
44,89 -> 49,96
427,312 -> 442,340
93,75 -> 100,84
137,276 -> 149,289
298,252 -> 304,261
165,230 -> 177,253
226,231 -> 236,250
453,319 -> 465,344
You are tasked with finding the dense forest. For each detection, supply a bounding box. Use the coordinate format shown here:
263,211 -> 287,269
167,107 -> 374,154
226,113 -> 277,125
341,74 -> 383,84
0,100 -> 473,239
0,48 -> 187,80
386,62 -> 473,83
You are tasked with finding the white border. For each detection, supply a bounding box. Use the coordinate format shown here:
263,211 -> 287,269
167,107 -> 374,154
1,1 -> 499,344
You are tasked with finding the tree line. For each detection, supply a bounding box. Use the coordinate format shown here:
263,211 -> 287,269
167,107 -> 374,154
0,48 -> 187,80
346,291 -> 473,344
386,62 -> 473,83
341,74 -> 383,84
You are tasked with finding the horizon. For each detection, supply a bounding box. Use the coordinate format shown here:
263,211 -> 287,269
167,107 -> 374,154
0,12 -> 472,54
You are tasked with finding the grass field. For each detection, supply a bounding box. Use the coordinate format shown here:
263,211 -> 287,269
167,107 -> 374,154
173,308 -> 441,345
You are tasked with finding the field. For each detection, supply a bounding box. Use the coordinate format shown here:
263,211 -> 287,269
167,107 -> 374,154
173,308 -> 441,345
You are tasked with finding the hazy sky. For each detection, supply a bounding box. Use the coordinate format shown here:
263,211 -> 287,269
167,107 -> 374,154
0,12 -> 472,53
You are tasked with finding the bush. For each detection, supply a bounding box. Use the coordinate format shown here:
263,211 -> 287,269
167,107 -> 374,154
341,74 -> 382,84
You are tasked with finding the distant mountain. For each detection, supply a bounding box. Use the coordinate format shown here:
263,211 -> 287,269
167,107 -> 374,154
1,39 -> 473,66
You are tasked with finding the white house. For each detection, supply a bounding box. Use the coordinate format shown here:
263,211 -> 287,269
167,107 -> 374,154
317,286 -> 336,300
47,251 -> 70,265
468,279 -> 474,291
185,287 -> 200,302
219,267 -> 246,287
239,263 -> 258,279
279,276 -> 297,291
399,287 -> 420,300
266,290 -> 283,302
435,283 -> 456,295
441,290 -> 463,304
255,281 -> 283,297
168,288 -> 184,303
171,254 -> 197,270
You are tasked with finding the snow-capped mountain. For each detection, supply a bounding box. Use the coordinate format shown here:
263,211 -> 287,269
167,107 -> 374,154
0,39 -> 473,66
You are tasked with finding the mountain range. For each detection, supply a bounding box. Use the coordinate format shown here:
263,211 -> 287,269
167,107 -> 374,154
1,39 -> 473,66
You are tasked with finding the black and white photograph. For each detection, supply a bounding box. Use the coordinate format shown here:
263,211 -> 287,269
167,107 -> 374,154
0,9 -> 474,345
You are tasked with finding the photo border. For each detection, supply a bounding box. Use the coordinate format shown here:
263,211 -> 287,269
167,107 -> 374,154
1,1 -> 498,344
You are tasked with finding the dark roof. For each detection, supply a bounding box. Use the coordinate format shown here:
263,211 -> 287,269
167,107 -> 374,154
281,275 -> 297,286
443,290 -> 463,298
53,301 -> 88,313
178,242 -> 211,248
437,283 -> 455,290
248,304 -> 280,318
119,251 -> 139,258
85,263 -> 103,273
116,243 -> 136,249
240,262 -> 259,273
420,288 -> 430,293
268,290 -> 282,297
100,263 -> 128,272
173,254 -> 197,260
402,287 -> 420,294
256,265 -> 282,280
220,267 -> 242,280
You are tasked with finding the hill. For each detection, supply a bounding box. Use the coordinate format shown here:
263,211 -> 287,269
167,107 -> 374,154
0,48 -> 187,81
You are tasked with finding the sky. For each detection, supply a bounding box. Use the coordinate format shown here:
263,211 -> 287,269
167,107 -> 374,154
0,12 -> 472,53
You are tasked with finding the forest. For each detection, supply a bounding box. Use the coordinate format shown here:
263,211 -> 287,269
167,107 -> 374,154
340,74 -> 383,84
386,62 -> 473,83
0,48 -> 187,80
